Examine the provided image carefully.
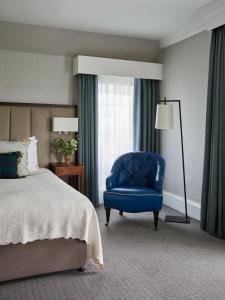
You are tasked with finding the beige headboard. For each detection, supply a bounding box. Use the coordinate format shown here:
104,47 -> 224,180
0,102 -> 76,167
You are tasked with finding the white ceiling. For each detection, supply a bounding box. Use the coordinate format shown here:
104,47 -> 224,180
0,0 -> 212,42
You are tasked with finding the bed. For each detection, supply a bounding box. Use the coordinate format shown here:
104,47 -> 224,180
0,102 -> 103,282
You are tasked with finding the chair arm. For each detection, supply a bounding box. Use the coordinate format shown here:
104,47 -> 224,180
152,159 -> 165,193
152,179 -> 163,193
106,172 -> 118,190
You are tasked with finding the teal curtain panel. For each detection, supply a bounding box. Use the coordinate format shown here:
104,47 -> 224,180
201,25 -> 225,237
75,74 -> 99,207
133,79 -> 160,153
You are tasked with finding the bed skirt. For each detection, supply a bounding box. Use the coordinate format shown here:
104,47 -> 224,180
0,238 -> 87,282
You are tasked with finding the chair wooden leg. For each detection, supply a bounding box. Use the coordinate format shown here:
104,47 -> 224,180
105,207 -> 111,226
77,267 -> 85,272
153,211 -> 159,231
119,211 -> 123,216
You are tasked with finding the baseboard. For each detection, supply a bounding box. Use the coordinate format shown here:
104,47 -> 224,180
163,191 -> 201,221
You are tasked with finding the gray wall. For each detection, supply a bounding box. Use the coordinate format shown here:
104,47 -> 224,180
158,30 -> 211,205
0,21 -> 159,61
0,21 -> 159,104
0,50 -> 73,104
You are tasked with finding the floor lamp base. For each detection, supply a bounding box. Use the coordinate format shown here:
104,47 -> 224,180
165,215 -> 190,223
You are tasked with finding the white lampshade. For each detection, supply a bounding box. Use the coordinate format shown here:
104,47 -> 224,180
155,104 -> 174,129
52,117 -> 78,133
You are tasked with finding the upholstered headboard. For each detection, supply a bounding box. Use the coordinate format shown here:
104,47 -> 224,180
0,102 -> 76,167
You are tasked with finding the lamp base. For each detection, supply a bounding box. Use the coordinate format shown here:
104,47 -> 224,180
165,215 -> 190,223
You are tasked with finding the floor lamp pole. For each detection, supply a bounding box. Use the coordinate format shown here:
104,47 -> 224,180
158,99 -> 190,224
178,100 -> 189,223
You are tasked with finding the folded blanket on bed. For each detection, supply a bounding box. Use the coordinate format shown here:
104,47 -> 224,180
0,168 -> 103,267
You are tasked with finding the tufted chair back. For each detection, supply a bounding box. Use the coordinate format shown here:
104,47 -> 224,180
106,152 -> 165,192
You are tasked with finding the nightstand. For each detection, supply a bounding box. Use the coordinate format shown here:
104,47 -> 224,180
50,162 -> 84,194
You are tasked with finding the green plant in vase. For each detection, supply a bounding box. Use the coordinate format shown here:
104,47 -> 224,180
54,137 -> 78,164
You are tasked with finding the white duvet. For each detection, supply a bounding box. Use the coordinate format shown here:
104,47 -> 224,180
0,168 -> 103,267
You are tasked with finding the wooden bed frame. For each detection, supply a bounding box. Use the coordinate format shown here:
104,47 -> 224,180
0,102 -> 88,282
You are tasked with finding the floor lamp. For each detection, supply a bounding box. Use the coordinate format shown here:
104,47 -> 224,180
155,97 -> 190,224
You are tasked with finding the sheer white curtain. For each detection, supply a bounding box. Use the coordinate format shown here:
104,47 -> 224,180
98,75 -> 134,202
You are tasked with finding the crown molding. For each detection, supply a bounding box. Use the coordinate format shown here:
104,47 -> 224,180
160,0 -> 225,49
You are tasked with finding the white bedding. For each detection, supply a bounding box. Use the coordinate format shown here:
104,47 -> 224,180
0,168 -> 103,267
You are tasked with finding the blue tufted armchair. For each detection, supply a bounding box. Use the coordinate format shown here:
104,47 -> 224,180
103,152 -> 165,230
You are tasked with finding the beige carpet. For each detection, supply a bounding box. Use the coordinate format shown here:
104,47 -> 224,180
1,205 -> 225,300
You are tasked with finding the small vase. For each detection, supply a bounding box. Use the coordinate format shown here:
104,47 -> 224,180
64,155 -> 72,164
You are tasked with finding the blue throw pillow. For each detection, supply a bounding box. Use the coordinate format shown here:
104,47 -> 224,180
0,152 -> 21,179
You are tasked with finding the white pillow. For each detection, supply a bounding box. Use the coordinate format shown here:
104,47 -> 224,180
26,136 -> 39,173
0,140 -> 30,177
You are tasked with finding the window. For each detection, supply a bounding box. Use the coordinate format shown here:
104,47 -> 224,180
98,75 -> 134,202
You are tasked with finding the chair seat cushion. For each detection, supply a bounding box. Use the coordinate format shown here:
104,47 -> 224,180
107,186 -> 162,196
104,186 -> 163,213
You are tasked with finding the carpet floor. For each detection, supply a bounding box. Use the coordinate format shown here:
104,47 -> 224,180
1,205 -> 225,300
